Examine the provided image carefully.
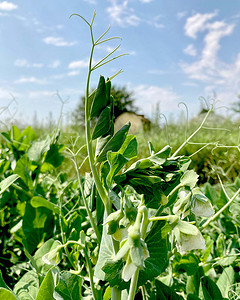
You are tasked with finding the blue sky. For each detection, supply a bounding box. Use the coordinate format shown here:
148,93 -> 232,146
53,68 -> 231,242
1,0 -> 240,124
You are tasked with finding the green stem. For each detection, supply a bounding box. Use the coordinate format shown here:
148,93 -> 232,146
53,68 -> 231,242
84,247 -> 98,300
171,108 -> 212,158
128,268 -> 140,300
201,187 -> 240,229
12,183 -> 33,198
85,32 -> 109,212
111,288 -> 121,300
73,155 -> 101,244
59,195 -> 77,270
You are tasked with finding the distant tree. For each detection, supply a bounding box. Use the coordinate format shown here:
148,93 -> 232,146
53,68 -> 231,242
72,85 -> 138,127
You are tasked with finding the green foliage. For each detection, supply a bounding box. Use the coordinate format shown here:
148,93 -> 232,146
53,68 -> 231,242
1,11 -> 240,300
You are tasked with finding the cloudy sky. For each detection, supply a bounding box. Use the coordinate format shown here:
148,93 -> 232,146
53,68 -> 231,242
1,0 -> 240,123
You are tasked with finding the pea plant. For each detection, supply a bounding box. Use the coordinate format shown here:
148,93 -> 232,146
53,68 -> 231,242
0,12 -> 239,300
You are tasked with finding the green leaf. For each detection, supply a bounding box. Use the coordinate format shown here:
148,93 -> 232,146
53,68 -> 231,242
102,260 -> 129,290
34,239 -> 62,272
200,276 -> 223,300
36,270 -> 55,300
180,170 -> 199,189
103,286 -> 112,300
0,288 -> 18,300
0,271 -> 11,291
106,151 -> 128,187
94,217 -> 114,280
216,266 -> 235,298
28,136 -> 51,163
118,135 -> 138,160
138,221 -> 169,286
41,144 -> 65,172
23,203 -> 54,253
0,174 -> 19,194
96,123 -> 130,163
90,76 -> 107,119
186,271 -> 201,297
187,295 -> 201,300
30,197 -> 60,214
155,280 -> 184,299
149,145 -> 171,164
92,106 -> 111,140
14,154 -> 32,188
55,271 -> 82,300
173,254 -> 199,276
13,270 -> 39,300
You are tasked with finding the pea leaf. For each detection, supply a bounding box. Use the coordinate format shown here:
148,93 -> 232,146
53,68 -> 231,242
34,239 -> 61,272
14,154 -> 32,188
36,270 -> 55,300
180,170 -> 199,189
102,260 -> 129,290
200,276 -> 223,300
216,266 -> 235,298
13,270 -> 39,300
138,221 -> 169,285
118,135 -> 138,160
55,271 -> 82,300
94,218 -> 114,280
92,106 -> 111,140
22,203 -> 54,253
90,76 -> 107,119
106,151 -> 128,187
96,123 -> 130,163
149,145 -> 171,164
173,254 -> 199,276
28,135 -> 51,163
0,288 -> 18,300
155,280 -> 184,299
0,174 -> 19,195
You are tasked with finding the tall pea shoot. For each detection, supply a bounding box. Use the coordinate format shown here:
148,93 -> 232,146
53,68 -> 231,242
69,12 -> 214,299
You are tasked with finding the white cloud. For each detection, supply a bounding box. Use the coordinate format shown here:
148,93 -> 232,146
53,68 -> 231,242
83,0 -> 96,4
68,59 -> 89,69
32,63 -> 43,68
183,44 -> 197,56
140,0 -> 153,3
184,11 -> 217,39
147,15 -> 164,29
14,59 -> 43,68
181,13 -> 239,107
14,59 -> 29,67
133,85 -> 181,116
181,18 -> 235,80
67,70 -> 80,77
43,36 -> 77,47
177,11 -> 187,20
15,77 -> 49,85
0,1 -> 17,11
107,0 -> 141,27
48,60 -> 61,68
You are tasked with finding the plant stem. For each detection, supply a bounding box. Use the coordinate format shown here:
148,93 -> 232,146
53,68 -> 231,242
12,183 -> 33,198
73,155 -> 101,244
171,108 -> 212,158
111,288 -> 121,300
84,247 -> 98,300
85,33 -> 109,212
128,268 -> 140,300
